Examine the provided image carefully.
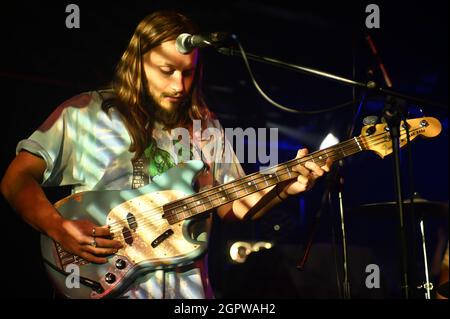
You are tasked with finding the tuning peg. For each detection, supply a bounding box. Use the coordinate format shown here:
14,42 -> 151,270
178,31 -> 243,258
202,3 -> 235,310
363,115 -> 379,125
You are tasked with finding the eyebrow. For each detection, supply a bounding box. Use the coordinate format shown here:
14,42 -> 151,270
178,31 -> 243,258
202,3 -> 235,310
159,63 -> 176,67
158,63 -> 195,70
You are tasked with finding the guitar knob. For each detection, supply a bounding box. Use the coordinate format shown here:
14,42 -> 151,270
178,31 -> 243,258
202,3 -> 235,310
105,273 -> 116,284
420,120 -> 429,127
115,259 -> 126,269
402,122 -> 410,130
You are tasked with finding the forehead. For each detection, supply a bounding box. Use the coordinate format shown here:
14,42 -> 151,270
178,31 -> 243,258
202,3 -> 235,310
146,40 -> 198,69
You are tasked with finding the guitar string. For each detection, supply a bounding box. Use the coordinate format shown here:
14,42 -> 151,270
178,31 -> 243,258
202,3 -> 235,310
106,126 -> 419,235
141,123 -> 426,226
106,126 -> 419,238
105,132 -> 370,232
106,135 -> 364,233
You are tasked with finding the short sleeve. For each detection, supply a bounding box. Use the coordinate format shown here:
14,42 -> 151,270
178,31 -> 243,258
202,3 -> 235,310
16,93 -> 95,186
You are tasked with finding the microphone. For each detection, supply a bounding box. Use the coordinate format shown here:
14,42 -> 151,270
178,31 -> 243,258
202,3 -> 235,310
175,32 -> 232,54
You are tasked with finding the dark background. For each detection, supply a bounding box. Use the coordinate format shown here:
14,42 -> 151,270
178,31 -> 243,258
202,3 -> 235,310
0,1 -> 448,299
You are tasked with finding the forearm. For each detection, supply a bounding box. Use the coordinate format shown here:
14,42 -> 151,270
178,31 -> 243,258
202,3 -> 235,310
1,171 -> 62,237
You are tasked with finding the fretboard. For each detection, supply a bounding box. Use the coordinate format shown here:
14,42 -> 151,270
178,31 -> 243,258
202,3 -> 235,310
164,136 -> 367,224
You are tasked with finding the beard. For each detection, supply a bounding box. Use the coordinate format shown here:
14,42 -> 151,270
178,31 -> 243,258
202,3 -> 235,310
147,92 -> 190,129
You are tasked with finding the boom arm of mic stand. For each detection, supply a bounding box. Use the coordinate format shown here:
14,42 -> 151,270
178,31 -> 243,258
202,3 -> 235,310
218,47 -> 370,89
217,47 -> 448,111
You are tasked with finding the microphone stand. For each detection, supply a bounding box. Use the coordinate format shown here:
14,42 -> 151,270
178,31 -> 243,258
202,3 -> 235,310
366,31 -> 433,298
338,167 -> 351,298
295,160 -> 351,298
382,97 -> 410,298
332,161 -> 351,299
217,46 -> 447,299
217,47 -> 448,111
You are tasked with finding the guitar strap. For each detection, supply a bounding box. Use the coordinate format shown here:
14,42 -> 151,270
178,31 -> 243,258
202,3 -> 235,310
131,157 -> 150,189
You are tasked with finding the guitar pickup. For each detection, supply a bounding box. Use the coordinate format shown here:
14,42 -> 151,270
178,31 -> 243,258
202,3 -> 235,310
122,227 -> 133,246
151,229 -> 174,248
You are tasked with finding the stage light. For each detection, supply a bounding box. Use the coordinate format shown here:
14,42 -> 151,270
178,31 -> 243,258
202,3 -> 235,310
319,132 -> 339,150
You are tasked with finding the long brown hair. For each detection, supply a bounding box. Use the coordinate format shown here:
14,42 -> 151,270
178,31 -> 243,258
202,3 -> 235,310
104,10 -> 211,159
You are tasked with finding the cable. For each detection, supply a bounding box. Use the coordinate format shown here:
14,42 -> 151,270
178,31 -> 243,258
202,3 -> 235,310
231,35 -> 354,115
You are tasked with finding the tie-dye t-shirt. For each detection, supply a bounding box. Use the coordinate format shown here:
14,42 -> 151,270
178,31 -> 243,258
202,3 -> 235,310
16,90 -> 245,299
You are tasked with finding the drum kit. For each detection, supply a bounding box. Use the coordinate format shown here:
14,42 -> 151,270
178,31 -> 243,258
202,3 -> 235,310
352,197 -> 448,219
351,196 -> 449,299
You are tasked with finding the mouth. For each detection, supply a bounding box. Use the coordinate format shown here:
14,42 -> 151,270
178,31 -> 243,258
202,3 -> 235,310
163,95 -> 183,103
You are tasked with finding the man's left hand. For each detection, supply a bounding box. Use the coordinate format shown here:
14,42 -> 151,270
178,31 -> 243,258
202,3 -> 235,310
278,148 -> 332,199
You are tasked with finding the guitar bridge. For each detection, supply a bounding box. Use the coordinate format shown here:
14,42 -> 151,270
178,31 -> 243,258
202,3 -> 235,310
55,242 -> 88,267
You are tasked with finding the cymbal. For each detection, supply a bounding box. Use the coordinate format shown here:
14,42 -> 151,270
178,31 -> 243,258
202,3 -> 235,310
349,198 -> 448,218
437,281 -> 449,299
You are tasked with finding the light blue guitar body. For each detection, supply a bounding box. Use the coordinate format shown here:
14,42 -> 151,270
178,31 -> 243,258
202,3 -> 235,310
40,160 -> 208,299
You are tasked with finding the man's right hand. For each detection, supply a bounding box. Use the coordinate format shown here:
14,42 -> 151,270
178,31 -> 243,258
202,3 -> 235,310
51,218 -> 124,264
1,151 -> 124,264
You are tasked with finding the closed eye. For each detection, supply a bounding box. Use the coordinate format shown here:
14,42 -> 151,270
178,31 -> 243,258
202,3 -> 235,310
160,68 -> 174,75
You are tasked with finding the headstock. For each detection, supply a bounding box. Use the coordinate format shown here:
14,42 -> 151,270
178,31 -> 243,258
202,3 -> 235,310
360,117 -> 442,158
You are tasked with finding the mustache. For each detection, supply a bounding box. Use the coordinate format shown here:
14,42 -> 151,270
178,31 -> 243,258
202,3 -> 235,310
161,93 -> 184,98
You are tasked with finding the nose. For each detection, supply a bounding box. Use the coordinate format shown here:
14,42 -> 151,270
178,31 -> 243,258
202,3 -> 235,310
171,71 -> 185,95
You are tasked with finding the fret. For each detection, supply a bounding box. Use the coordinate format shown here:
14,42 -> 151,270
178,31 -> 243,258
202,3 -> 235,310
214,189 -> 221,206
354,137 -> 362,151
181,205 -> 189,219
223,188 -> 230,203
168,214 -> 176,224
194,203 -> 200,214
206,194 -> 213,210
286,166 -> 292,178
215,187 -> 222,203
267,173 -> 275,186
214,196 -> 222,207
232,182 -> 240,198
194,199 -> 202,212
221,187 -> 230,203
263,174 -> 269,186
216,187 -> 227,205
243,181 -> 249,195
253,178 -> 259,190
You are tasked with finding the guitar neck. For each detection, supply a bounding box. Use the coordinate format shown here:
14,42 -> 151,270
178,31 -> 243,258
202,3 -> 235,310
164,136 -> 367,224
